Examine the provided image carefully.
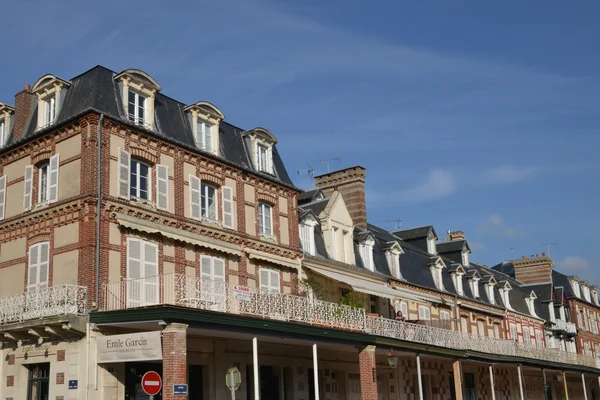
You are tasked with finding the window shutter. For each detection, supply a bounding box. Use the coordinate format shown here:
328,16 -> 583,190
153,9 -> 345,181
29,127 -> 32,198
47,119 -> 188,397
48,154 -> 59,202
143,242 -> 158,305
38,242 -> 49,288
28,244 -> 39,291
213,258 -> 225,282
200,255 -> 213,280
268,270 -> 280,293
222,186 -> 234,229
24,165 -> 33,210
118,150 -> 131,199
156,164 -> 169,210
126,239 -> 142,307
259,269 -> 270,292
190,175 -> 201,220
0,175 -> 6,220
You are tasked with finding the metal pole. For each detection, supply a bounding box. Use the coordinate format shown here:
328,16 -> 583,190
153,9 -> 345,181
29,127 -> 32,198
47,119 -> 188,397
563,371 -> 569,400
582,373 -> 589,400
313,344 -> 320,400
542,369 -> 549,400
230,370 -> 235,400
416,354 -> 424,400
517,365 -> 525,400
489,365 -> 496,400
253,337 -> 260,400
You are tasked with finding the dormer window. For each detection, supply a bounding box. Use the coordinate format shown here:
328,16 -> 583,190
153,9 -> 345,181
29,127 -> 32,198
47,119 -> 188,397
485,283 -> 495,304
461,248 -> 470,267
570,278 -> 581,298
592,288 -> 599,306
360,241 -> 374,271
582,284 -> 591,302
499,283 -> 512,310
115,69 -> 162,131
428,258 -> 445,291
185,101 -> 224,156
526,291 -> 538,317
31,74 -> 71,131
128,90 -> 147,126
470,278 -> 480,298
0,103 -> 12,148
299,217 -> 317,256
453,272 -> 464,296
427,231 -> 436,254
243,128 -> 277,175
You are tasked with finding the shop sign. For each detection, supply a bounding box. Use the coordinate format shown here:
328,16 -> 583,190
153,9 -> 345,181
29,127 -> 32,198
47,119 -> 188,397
97,331 -> 162,363
233,285 -> 252,301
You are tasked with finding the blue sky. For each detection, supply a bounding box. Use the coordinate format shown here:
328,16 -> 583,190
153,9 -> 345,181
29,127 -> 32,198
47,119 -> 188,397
2,1 -> 599,279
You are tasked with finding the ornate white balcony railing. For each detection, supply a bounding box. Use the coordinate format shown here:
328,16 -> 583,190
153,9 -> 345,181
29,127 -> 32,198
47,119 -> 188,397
0,285 -> 88,325
551,319 -> 578,334
103,274 -> 600,370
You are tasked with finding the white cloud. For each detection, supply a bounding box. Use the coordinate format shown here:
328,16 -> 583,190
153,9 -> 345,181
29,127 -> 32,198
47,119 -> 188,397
479,165 -> 538,185
557,256 -> 589,271
396,169 -> 457,203
477,215 -> 520,238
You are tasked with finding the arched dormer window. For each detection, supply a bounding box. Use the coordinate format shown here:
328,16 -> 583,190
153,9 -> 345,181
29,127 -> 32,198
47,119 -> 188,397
31,74 -> 71,130
184,101 -> 225,156
115,69 -> 162,130
243,127 -> 277,174
0,102 -> 14,147
483,276 -> 497,305
498,281 -> 512,310
450,265 -> 465,296
427,256 -> 445,291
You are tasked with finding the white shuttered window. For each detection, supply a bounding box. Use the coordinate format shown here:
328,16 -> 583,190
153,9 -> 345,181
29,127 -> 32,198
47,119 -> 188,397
418,305 -> 431,320
259,268 -> 280,293
222,186 -> 234,228
156,164 -> 169,210
258,202 -> 273,236
48,154 -> 59,203
200,255 -> 226,311
23,165 -> 33,210
189,175 -> 202,220
0,175 -> 6,220
28,242 -> 50,291
118,150 -> 131,199
299,224 -> 314,255
126,238 -> 158,307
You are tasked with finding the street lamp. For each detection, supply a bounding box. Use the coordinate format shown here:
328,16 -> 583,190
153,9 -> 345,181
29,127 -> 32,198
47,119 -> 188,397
386,349 -> 399,369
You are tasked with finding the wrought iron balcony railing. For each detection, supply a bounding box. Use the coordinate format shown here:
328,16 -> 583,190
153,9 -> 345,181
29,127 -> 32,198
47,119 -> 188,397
0,285 -> 88,325
551,319 -> 578,334
102,273 -> 600,370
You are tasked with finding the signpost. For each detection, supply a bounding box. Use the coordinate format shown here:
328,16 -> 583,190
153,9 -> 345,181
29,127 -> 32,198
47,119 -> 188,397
142,371 -> 162,398
173,384 -> 188,396
226,367 -> 241,400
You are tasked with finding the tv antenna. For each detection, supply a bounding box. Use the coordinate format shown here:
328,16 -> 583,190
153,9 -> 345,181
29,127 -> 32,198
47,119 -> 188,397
510,247 -> 514,258
313,157 -> 342,173
383,218 -> 403,231
297,163 -> 315,179
543,243 -> 556,257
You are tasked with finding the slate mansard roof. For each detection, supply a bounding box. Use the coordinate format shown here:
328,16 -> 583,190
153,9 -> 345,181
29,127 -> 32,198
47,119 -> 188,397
2,65 -> 295,188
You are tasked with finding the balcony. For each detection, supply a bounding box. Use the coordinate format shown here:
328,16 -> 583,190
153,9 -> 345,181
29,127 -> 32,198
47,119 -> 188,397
551,319 -> 578,334
103,273 -> 600,370
0,285 -> 88,326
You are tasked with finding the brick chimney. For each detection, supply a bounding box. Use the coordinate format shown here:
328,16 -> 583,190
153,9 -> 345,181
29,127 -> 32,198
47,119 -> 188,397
13,84 -> 35,142
512,253 -> 553,284
446,231 -> 465,241
314,166 -> 367,228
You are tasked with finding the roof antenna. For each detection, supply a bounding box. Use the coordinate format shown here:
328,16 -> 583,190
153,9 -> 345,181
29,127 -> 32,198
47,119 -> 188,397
313,157 -> 342,173
543,243 -> 556,258
297,163 -> 315,178
510,247 -> 514,259
383,218 -> 402,231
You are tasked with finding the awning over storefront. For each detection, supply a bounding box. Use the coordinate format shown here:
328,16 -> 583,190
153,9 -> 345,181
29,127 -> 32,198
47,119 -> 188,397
114,213 -> 242,256
305,265 -> 402,299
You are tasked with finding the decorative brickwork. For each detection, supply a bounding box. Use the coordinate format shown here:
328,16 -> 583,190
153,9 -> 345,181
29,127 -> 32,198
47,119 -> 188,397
57,349 -> 65,361
162,323 -> 188,400
358,345 -> 377,400
56,372 -> 64,384
6,375 -> 14,387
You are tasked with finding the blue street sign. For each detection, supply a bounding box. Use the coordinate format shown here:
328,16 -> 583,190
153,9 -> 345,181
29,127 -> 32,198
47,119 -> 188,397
68,380 -> 78,389
173,384 -> 188,396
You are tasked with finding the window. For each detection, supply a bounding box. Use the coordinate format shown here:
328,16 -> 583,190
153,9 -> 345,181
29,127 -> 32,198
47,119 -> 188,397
440,310 -> 451,329
369,296 -> 378,314
259,268 -> 280,293
571,280 -> 581,298
526,297 -> 537,317
584,342 -> 592,357
331,227 -> 338,259
126,238 -> 158,307
258,202 -> 273,236
360,242 -> 374,271
130,158 -> 150,200
461,316 -> 469,333
499,288 -> 512,310
486,284 -> 495,304
594,291 -> 600,306
510,323 -> 517,340
38,163 -> 49,203
155,164 -> 169,211
418,305 -> 431,320
395,301 -> 408,317
578,309 -> 584,329
461,249 -> 469,266
386,251 -> 401,279
27,363 -> 50,400
0,118 -> 6,147
299,223 -> 315,255
256,142 -> 271,173
453,273 -> 463,296
341,230 -> 348,263
200,183 -> 218,220
535,330 -> 544,348
196,120 -> 213,152
559,306 -> 566,321
200,255 -> 226,311
427,233 -> 436,254
523,327 -> 531,345
200,255 -> 225,282
35,155 -> 59,205
470,279 -> 480,298
583,285 -> 591,302
28,242 -> 49,291
43,95 -> 56,126
591,313 -> 598,334
477,320 -> 485,336
0,175 -> 5,220
548,301 -> 555,320
431,266 -> 444,290
493,324 -> 500,339
128,90 -> 147,126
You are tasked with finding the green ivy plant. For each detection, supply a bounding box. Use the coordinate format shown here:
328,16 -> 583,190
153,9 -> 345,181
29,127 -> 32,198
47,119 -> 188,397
295,275 -> 327,300
338,290 -> 364,310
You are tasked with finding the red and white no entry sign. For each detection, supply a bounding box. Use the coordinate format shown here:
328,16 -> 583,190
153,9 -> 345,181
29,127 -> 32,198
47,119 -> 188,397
141,371 -> 162,396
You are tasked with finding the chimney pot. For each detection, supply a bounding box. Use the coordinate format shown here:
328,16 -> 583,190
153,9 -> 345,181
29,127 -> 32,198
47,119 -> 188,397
542,252 -> 546,257
536,254 -> 539,258
522,256 -> 526,260
24,83 -> 30,91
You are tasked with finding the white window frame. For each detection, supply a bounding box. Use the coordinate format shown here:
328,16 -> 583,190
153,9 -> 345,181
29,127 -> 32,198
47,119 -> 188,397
430,266 -> 444,291
571,280 -> 581,298
477,319 -> 485,336
440,310 -> 451,320
453,273 -> 463,296
38,162 -> 49,204
523,326 -> 531,345
395,301 -> 408,317
155,164 -> 169,211
461,316 -> 469,333
493,324 -> 500,339
548,301 -> 555,320
461,249 -> 469,266
331,227 -> 338,260
583,285 -> 591,302
43,95 -> 56,126
485,284 -> 495,304
130,158 -> 151,201
259,268 -> 280,293
256,141 -> 272,173
360,243 -> 374,271
196,120 -> 213,152
299,223 -> 315,255
386,251 -> 401,279
126,238 -> 159,307
341,230 -> 348,263
0,118 -> 6,147
0,175 -> 5,220
427,233 -> 436,254
128,90 -> 147,127
258,202 -> 273,237
200,182 -> 218,221
470,279 -> 480,298
418,305 -> 431,321
535,330 -> 544,348
510,323 -> 518,340
27,242 -> 50,291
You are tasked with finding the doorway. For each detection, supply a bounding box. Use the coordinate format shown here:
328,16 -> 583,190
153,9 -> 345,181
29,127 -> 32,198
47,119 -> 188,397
247,365 -> 280,400
125,362 -> 163,400
27,363 -> 50,400
188,365 -> 204,400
